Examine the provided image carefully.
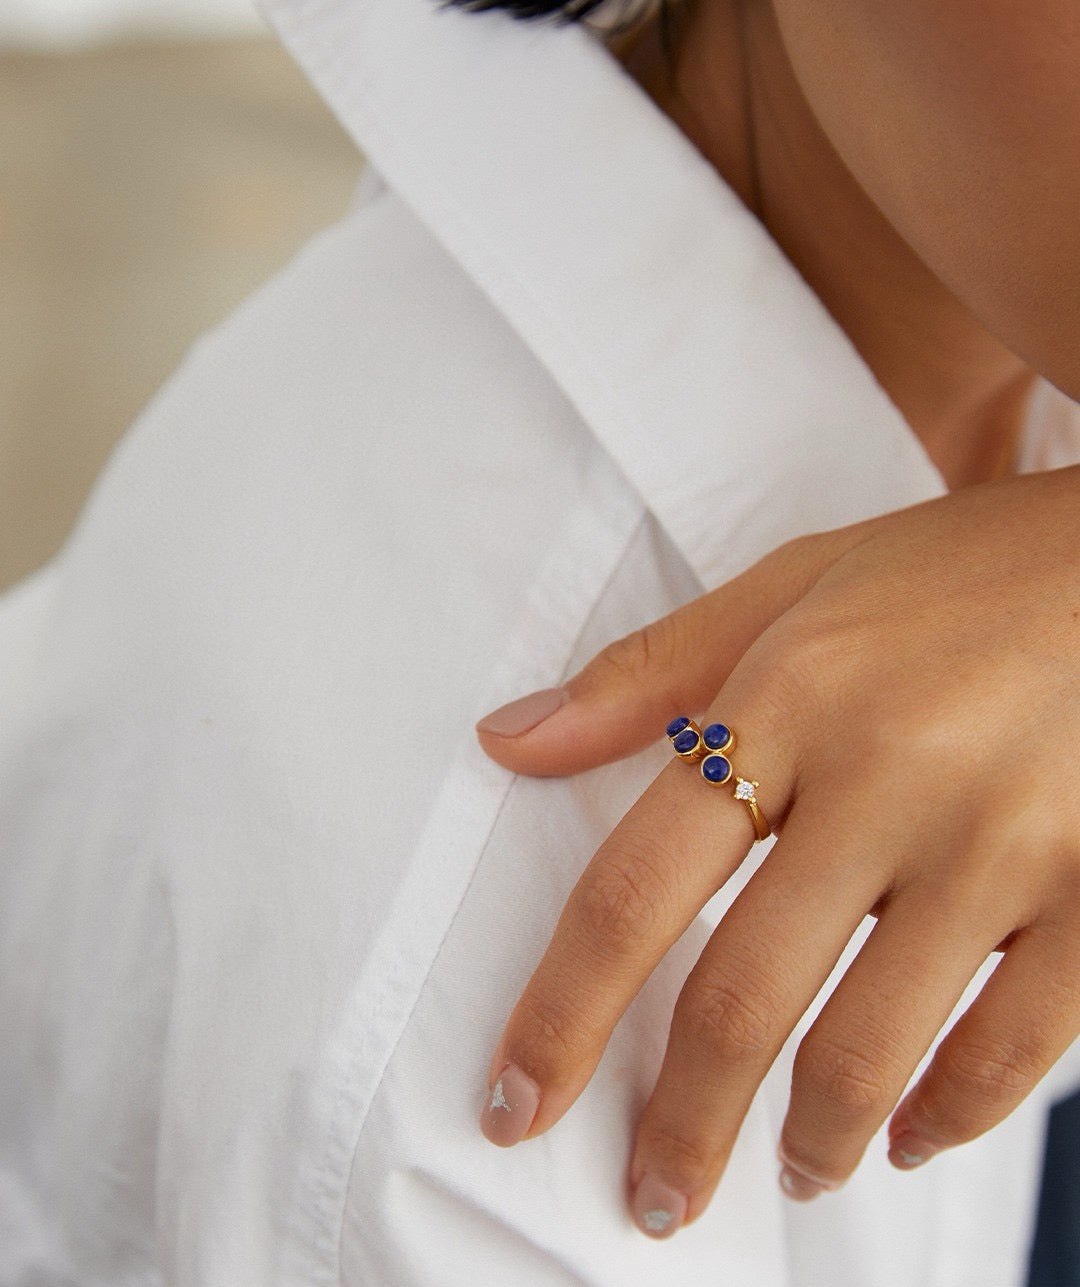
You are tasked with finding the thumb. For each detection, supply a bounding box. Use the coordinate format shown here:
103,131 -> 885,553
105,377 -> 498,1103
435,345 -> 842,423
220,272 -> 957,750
475,527 -> 857,778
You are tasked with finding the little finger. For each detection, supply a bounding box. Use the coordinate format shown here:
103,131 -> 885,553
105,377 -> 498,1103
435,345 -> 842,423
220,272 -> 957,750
779,890 -> 1016,1198
889,920 -> 1080,1170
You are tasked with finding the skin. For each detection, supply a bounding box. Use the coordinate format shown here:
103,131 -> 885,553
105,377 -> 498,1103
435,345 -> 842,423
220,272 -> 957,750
476,0 -> 1080,1240
621,0 -> 1080,487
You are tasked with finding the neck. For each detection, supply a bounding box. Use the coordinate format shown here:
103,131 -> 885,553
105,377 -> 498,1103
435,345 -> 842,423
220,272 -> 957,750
616,0 -> 1036,489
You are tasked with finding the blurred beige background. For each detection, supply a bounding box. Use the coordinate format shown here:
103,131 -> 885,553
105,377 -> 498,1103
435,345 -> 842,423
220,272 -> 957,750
0,31 -> 361,590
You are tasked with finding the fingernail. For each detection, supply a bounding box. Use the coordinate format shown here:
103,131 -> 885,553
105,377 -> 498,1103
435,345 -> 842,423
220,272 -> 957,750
476,687 -> 569,738
888,1132 -> 940,1171
631,1173 -> 688,1240
480,1064 -> 541,1147
779,1165 -> 827,1202
777,1144 -> 844,1201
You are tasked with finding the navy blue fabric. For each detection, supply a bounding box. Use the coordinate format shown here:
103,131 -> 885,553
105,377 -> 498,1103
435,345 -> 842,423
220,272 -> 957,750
1027,1090 -> 1080,1286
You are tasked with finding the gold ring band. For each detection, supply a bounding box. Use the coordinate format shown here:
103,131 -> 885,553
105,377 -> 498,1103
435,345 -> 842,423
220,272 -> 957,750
732,777 -> 771,842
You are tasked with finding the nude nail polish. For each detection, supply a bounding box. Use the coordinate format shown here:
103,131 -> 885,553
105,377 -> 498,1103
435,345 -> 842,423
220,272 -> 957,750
631,1174 -> 688,1239
480,1064 -> 540,1147
779,1165 -> 827,1201
475,687 -> 568,737
888,1132 -> 939,1170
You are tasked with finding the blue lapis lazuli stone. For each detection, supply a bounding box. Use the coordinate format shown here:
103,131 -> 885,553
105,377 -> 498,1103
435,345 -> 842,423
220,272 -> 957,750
666,716 -> 691,739
672,728 -> 700,755
702,755 -> 732,784
702,723 -> 732,751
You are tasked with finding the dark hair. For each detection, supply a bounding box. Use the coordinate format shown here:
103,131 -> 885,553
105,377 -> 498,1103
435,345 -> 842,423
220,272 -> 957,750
446,1 -> 609,17
445,1 -> 674,51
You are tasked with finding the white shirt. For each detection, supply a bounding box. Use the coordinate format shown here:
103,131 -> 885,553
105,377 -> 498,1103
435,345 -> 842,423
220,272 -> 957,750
1,1 -> 1077,1283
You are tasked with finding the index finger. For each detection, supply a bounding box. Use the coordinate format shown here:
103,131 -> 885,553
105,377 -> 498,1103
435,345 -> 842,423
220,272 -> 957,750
480,717 -> 788,1146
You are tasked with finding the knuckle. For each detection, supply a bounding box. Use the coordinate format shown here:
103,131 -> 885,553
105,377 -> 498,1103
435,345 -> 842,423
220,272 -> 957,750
780,612 -> 859,687
511,987 -> 588,1075
594,623 -> 661,684
680,968 -> 782,1063
591,630 -> 650,685
587,612 -> 690,692
933,1036 -> 1040,1114
794,1036 -> 894,1118
747,609 -> 858,732
756,532 -> 828,595
642,1123 -> 716,1190
574,847 -> 668,959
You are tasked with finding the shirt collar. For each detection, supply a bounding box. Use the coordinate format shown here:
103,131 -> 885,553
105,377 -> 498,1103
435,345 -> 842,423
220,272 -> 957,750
259,0 -> 947,585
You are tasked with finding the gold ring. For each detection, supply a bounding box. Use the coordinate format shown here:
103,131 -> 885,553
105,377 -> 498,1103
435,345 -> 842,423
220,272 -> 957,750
666,717 -> 771,842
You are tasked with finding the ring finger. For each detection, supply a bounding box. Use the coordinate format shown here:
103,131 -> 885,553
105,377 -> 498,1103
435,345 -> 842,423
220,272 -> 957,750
627,792 -> 888,1236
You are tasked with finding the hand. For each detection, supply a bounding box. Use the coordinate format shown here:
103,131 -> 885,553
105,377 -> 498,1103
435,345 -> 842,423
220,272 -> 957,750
474,466 -> 1080,1238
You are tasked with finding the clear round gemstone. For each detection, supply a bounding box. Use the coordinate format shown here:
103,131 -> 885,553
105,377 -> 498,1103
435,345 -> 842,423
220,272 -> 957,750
734,779 -> 756,801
